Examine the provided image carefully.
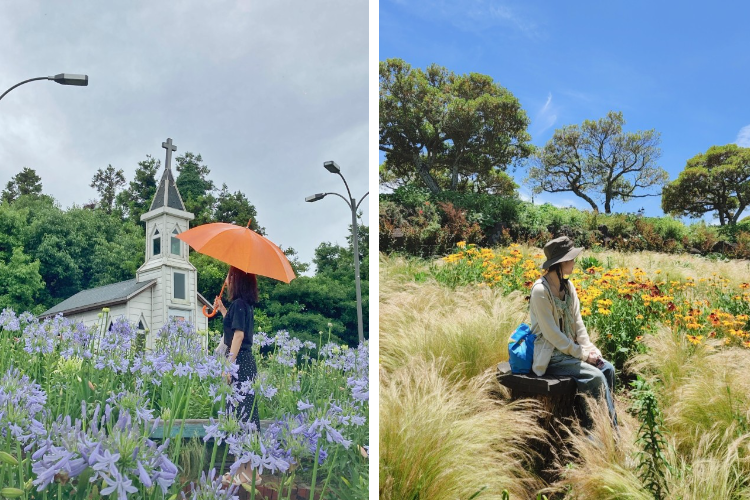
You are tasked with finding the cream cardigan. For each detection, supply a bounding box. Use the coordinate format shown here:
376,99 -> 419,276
530,277 -> 601,376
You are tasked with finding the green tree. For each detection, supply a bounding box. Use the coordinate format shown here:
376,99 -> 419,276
0,246 -> 45,314
90,164 -> 126,213
379,58 -> 532,194
2,167 -> 43,203
12,195 -> 143,309
527,111 -> 668,213
175,152 -> 216,225
214,184 -> 264,232
116,155 -> 159,226
662,144 -> 750,226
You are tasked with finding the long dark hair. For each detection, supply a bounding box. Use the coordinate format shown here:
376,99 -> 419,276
227,266 -> 259,305
547,262 -> 569,295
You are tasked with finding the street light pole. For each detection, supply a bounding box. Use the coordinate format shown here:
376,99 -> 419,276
305,161 -> 369,344
0,74 -> 89,103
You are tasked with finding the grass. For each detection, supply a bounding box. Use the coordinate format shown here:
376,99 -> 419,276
379,358 -> 545,499
380,247 -> 750,499
380,254 -> 526,382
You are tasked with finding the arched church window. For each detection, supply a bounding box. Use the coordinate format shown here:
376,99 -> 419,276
171,228 -> 181,255
153,229 -> 161,256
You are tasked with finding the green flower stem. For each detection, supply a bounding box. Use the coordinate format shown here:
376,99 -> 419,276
284,471 -> 296,500
16,443 -> 24,500
309,440 -> 321,499
171,377 -> 194,465
218,445 -> 229,476
318,446 -> 339,500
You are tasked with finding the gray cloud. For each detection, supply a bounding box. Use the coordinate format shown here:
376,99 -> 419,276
0,0 -> 369,274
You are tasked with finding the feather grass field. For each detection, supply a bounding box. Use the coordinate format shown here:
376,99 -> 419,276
380,249 -> 750,498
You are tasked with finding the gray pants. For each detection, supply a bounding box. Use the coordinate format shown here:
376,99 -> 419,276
546,351 -> 618,427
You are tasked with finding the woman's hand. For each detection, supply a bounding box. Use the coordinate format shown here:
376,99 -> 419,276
222,371 -> 232,385
586,351 -> 599,365
214,297 -> 227,317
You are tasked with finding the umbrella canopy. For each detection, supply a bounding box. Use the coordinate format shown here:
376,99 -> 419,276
176,222 -> 296,283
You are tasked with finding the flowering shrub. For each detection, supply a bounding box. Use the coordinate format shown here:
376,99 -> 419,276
0,309 -> 369,499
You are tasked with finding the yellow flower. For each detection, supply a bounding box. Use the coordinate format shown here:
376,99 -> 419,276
636,314 -> 644,320
597,308 -> 612,316
456,241 -> 466,249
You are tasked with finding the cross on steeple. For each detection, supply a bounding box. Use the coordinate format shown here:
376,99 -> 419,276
162,138 -> 177,170
149,137 -> 186,212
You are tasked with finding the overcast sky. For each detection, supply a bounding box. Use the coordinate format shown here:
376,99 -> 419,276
0,0 -> 369,275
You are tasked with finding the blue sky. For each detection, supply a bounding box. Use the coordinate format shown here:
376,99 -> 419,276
379,0 -> 750,219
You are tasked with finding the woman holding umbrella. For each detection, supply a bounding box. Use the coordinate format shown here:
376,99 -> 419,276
175,221 -> 296,486
215,266 -> 261,430
215,266 -> 262,486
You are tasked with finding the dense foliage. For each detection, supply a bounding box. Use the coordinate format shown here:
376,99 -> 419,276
380,185 -> 750,260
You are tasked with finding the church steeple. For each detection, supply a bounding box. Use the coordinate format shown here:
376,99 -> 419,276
136,138 -> 200,341
149,138 -> 186,211
137,137 -> 195,274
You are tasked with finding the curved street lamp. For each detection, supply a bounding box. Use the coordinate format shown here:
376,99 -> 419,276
0,74 -> 89,102
306,160 -> 369,344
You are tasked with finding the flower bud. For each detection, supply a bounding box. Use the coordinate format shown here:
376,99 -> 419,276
0,488 -> 24,498
0,451 -> 18,466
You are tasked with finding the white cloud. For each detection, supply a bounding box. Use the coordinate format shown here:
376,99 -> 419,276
533,92 -> 557,136
736,124 -> 750,147
386,0 -> 539,39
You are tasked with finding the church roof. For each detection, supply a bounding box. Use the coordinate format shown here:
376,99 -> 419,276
40,278 -> 157,318
150,166 -> 186,211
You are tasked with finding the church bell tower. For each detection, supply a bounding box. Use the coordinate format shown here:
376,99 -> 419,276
136,138 -> 199,340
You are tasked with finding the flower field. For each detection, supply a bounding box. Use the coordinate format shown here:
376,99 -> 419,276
0,310 -> 368,500
436,242 -> 750,369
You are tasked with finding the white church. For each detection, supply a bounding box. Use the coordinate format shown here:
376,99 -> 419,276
41,139 -> 210,348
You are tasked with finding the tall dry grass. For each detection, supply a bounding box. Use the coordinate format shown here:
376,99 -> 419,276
551,397 -> 647,500
380,255 -> 526,382
379,358 -> 545,499
380,250 -> 750,498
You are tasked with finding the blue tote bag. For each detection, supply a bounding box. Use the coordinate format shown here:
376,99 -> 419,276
508,323 -> 535,375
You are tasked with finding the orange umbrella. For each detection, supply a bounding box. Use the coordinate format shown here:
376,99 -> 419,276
176,222 -> 296,317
